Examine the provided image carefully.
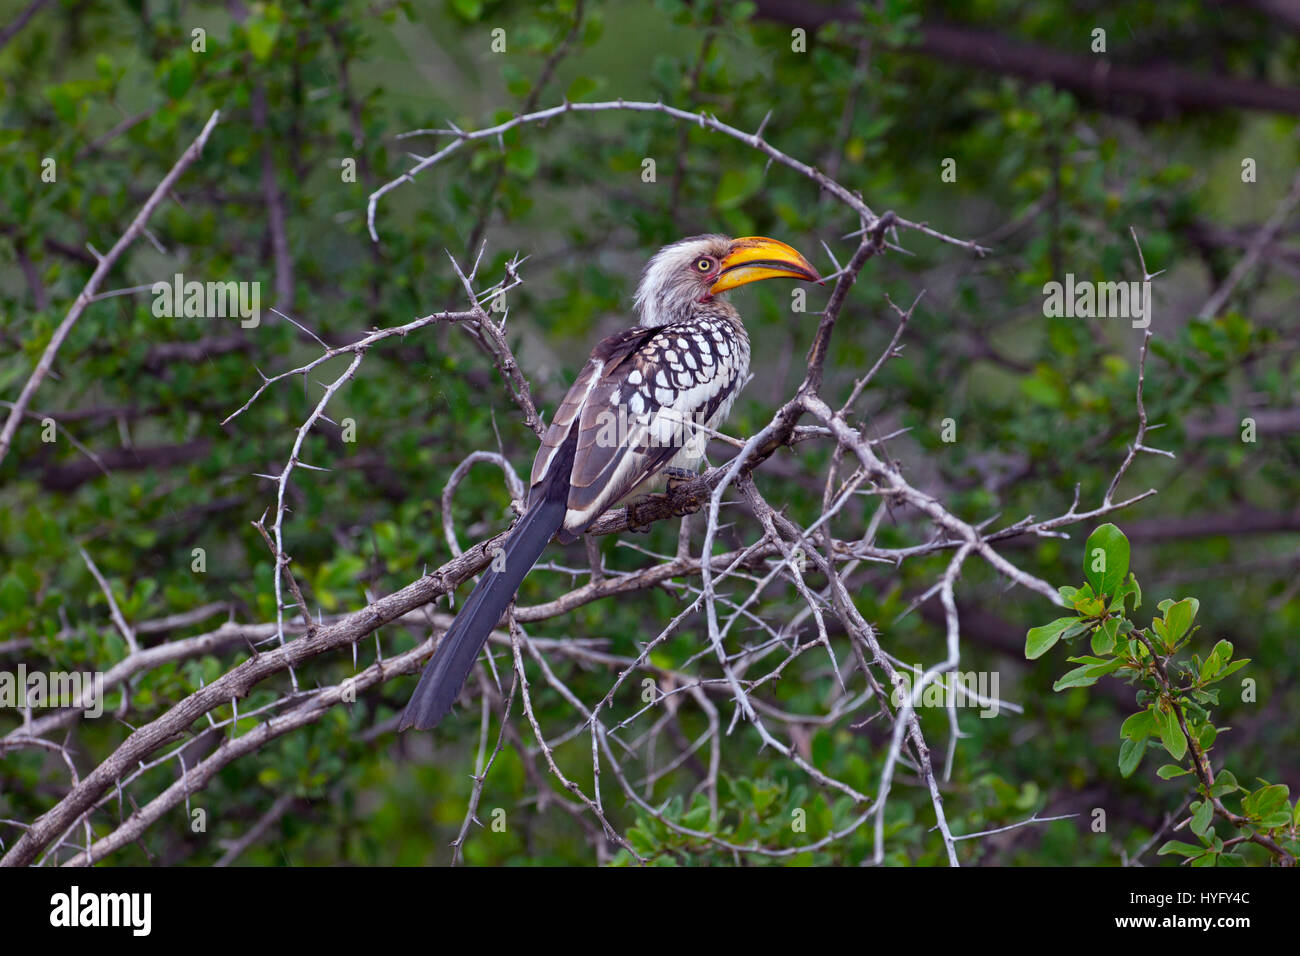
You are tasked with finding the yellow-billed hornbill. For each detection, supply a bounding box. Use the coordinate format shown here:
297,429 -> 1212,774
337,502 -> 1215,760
399,235 -> 820,731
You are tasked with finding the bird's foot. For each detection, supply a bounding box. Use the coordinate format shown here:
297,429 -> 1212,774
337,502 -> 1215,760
665,468 -> 704,517
664,467 -> 698,494
626,493 -> 670,532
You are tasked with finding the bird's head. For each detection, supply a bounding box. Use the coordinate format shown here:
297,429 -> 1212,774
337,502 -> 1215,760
634,234 -> 821,326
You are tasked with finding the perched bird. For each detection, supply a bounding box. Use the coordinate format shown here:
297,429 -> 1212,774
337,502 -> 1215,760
399,235 -> 820,731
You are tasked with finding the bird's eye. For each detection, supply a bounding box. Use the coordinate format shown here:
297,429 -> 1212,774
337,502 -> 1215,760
696,258 -> 713,272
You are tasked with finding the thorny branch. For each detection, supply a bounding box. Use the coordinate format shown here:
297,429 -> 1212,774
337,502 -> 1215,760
2,103 -> 1175,870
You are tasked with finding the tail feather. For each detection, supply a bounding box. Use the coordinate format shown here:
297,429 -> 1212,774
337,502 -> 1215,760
399,497 -> 565,731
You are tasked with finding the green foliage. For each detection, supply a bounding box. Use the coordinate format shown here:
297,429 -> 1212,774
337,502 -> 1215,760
1027,524 -> 1296,866
1,0 -> 1297,866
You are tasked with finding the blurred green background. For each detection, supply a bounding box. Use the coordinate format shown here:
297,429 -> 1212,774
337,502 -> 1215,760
1,0 -> 1297,865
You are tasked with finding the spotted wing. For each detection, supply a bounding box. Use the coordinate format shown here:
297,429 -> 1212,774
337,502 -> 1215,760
562,320 -> 744,534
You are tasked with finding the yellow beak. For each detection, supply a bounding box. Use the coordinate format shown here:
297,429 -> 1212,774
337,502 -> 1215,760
710,236 -> 821,295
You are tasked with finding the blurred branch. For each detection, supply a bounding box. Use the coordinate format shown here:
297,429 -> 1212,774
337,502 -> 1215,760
375,101 -> 987,255
0,0 -> 51,51
1200,165 -> 1300,318
751,1 -> 1300,117
0,110 -> 221,470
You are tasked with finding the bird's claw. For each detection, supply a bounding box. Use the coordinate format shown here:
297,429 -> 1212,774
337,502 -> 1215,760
664,469 -> 703,518
626,493 -> 668,532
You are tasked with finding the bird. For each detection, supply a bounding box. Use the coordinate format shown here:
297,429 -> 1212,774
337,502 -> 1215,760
399,235 -> 821,731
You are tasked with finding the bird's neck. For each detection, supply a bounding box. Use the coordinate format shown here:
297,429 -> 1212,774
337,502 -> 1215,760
639,295 -> 744,331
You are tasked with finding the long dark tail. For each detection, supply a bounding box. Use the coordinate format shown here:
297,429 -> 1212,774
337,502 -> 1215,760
399,496 -> 565,731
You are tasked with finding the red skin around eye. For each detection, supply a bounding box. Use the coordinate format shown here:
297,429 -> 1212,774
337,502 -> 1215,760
697,263 -> 719,301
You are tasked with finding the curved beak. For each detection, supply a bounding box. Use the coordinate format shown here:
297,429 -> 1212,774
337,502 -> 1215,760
710,236 -> 821,295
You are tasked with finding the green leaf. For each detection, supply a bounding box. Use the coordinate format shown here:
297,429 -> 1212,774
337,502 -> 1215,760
505,146 -> 539,178
1052,664 -> 1099,692
1210,771 -> 1239,798
1156,764 -> 1190,779
1118,737 -> 1144,778
1218,659 -> 1250,680
1158,840 -> 1202,858
566,75 -> 599,101
163,56 -> 194,100
0,574 -> 25,614
1190,799 -> 1213,836
1111,572 -> 1142,612
1091,617 -> 1119,655
450,0 -> 484,20
1153,704 -> 1187,761
1087,657 -> 1125,678
1243,784 -> 1289,819
247,19 -> 280,61
1161,598 -> 1198,648
1084,524 -> 1129,598
1200,639 -> 1233,680
1073,597 -> 1105,617
682,802 -> 711,829
501,64 -> 531,98
1025,617 -> 1086,659
1120,710 -> 1155,742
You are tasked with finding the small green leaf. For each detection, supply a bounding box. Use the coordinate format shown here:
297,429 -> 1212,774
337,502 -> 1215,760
1111,572 -> 1142,612
163,56 -> 194,100
1158,840 -> 1201,858
1190,799 -> 1213,836
566,75 -> 599,101
1087,657 -> 1125,678
247,19 -> 280,61
1243,784 -> 1289,819
1052,664 -> 1099,692
450,0 -> 485,20
1120,710 -> 1155,742
1118,737 -> 1144,778
1161,598 -> 1198,648
1156,764 -> 1190,779
1218,659 -> 1250,680
1210,771 -> 1239,798
1091,617 -> 1119,655
1200,639 -> 1233,681
1154,704 -> 1187,761
505,146 -> 539,178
